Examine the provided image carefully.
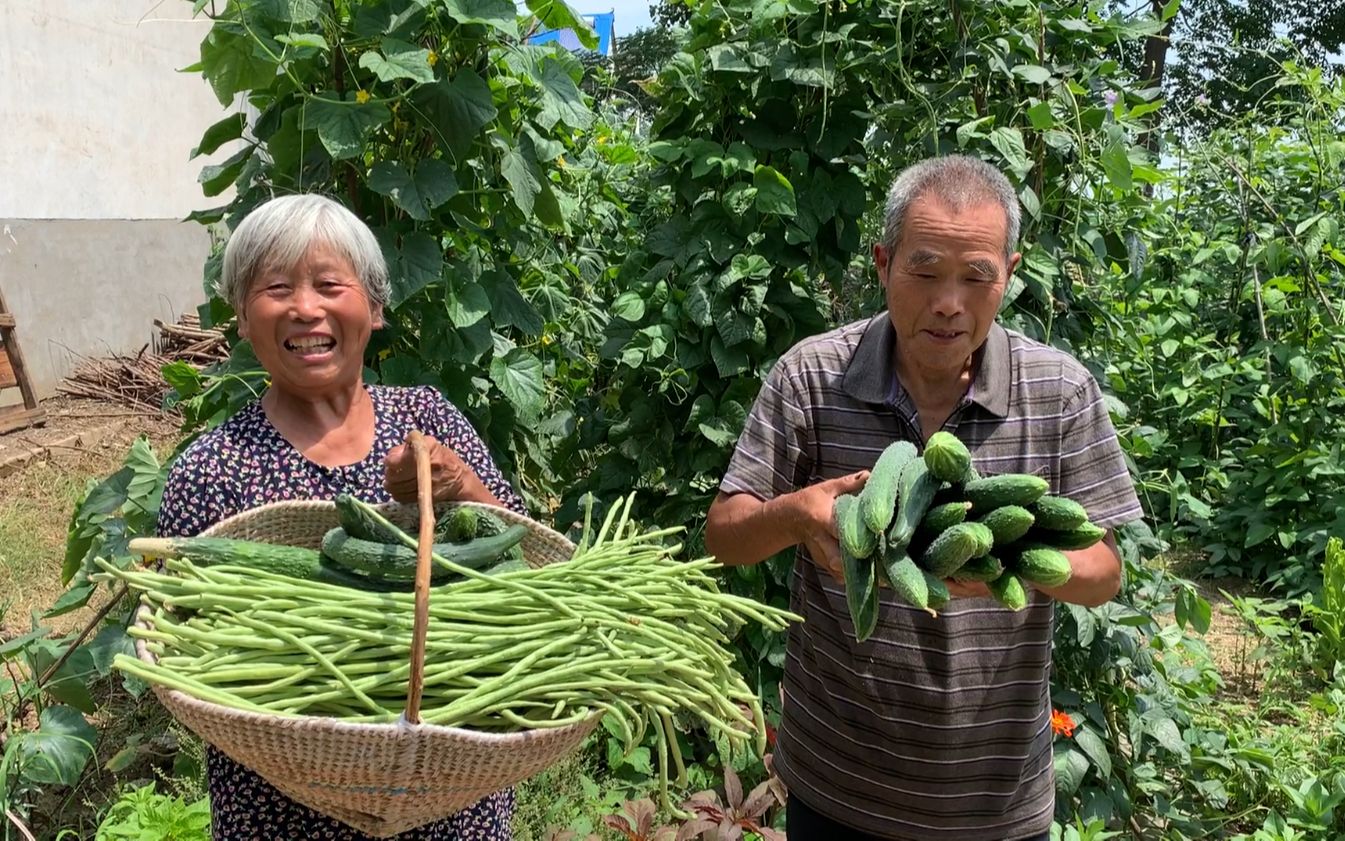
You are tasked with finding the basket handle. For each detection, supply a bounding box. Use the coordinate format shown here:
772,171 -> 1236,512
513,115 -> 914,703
404,430 -> 435,726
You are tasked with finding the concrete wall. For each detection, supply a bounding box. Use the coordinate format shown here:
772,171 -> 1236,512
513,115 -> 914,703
0,1 -> 235,398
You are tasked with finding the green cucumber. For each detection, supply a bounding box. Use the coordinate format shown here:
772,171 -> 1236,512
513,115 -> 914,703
841,542 -> 881,642
920,522 -> 993,578
979,505 -> 1036,546
1031,496 -> 1089,531
952,554 -> 1005,583
1013,546 -> 1073,588
923,570 -> 951,613
887,458 -> 940,548
860,441 -> 918,536
335,494 -> 404,543
321,524 -> 528,581
918,501 -> 972,535
836,494 -> 879,559
923,431 -> 974,484
963,474 -> 1050,513
988,572 -> 1029,611
1032,522 -> 1107,550
880,546 -> 932,616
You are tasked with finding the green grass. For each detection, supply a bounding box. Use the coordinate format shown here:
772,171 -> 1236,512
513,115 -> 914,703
0,458 -> 101,626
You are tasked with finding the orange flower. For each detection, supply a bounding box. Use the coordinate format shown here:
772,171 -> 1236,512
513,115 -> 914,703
1051,709 -> 1076,738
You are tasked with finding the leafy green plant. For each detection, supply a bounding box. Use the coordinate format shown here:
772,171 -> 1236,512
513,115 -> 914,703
90,783 -> 209,841
1305,536 -> 1345,674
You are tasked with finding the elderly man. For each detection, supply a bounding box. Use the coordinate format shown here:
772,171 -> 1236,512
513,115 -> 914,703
704,155 -> 1141,841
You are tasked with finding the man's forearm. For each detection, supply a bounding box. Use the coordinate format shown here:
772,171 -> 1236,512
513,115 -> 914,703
1037,533 -> 1122,607
704,492 -> 802,568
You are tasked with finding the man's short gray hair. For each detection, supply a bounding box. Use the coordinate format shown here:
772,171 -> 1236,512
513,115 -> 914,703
880,155 -> 1021,260
218,194 -> 391,314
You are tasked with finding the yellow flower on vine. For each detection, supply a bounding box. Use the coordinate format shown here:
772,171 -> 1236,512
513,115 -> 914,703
556,155 -> 567,168
542,333 -> 555,346
428,50 -> 439,67
355,90 -> 371,104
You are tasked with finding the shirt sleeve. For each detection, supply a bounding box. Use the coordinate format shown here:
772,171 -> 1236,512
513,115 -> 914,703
418,387 -> 528,516
719,356 -> 813,501
1056,375 -> 1144,531
155,444 -> 241,538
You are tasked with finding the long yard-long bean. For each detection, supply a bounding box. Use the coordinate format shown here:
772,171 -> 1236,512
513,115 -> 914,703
98,495 -> 798,812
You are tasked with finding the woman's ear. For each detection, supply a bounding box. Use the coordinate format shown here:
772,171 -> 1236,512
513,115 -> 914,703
371,302 -> 385,330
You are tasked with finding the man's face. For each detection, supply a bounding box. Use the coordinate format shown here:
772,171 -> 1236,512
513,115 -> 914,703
873,195 -> 1020,377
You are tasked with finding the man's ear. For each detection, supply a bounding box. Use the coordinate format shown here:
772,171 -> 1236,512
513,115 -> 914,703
1005,251 -> 1022,280
873,243 -> 891,287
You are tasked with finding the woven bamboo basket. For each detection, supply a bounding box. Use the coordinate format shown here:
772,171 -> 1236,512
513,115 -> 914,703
133,492 -> 601,837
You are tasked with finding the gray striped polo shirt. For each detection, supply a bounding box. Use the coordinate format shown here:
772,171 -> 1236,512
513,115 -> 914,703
720,314 -> 1142,841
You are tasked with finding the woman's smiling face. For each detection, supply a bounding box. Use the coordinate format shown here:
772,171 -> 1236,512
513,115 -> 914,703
238,241 -> 383,399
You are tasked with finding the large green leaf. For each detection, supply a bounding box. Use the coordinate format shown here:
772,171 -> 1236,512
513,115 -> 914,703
27,639 -> 98,714
710,335 -> 751,377
199,28 -> 278,107
379,230 -> 444,308
524,0 -> 597,49
198,146 -> 252,197
489,349 -> 546,423
352,0 -> 427,38
1100,139 -> 1133,192
192,113 -> 247,158
359,38 -> 435,84
1073,726 -> 1112,780
753,166 -> 796,217
368,160 -> 459,221
989,127 -> 1030,177
17,706 -> 96,787
684,282 -> 713,327
482,270 -> 545,336
445,282 -> 492,327
247,0 -> 321,21
412,71 -> 498,160
501,147 -> 542,217
533,56 -> 593,130
304,93 -> 391,160
440,0 -> 518,34
1054,743 -> 1089,797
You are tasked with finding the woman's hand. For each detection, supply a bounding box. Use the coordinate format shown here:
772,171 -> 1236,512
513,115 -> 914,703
384,435 -> 501,505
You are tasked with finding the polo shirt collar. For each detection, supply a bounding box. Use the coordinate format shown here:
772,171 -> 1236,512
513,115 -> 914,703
841,314 -> 1012,418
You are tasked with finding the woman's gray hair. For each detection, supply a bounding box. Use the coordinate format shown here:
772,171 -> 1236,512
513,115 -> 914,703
218,194 -> 391,313
880,155 -> 1021,260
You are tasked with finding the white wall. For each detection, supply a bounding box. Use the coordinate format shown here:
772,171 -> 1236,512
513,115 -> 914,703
0,1 -> 234,397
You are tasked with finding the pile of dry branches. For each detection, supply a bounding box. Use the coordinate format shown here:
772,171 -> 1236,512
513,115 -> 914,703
57,315 -> 230,412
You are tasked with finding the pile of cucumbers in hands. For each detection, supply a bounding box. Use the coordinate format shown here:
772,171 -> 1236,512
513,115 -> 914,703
835,431 -> 1107,640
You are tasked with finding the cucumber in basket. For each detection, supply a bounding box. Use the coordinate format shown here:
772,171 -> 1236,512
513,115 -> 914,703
321,524 -> 528,582
127,535 -> 405,591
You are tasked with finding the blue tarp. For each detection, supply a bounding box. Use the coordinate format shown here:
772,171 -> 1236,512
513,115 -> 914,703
527,10 -> 614,56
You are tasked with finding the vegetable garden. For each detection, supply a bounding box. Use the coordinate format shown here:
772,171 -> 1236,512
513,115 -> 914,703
3,0 -> 1345,838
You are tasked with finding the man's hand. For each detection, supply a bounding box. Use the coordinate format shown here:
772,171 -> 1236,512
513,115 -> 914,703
704,471 -> 867,572
789,472 -> 869,584
384,435 -> 499,504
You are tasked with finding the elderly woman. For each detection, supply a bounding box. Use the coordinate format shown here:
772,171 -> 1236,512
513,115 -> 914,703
157,194 -> 520,840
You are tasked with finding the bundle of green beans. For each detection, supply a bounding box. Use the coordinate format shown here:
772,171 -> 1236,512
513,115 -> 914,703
98,495 -> 798,810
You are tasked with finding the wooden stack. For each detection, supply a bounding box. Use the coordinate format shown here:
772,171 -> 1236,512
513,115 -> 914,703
57,314 -> 230,412
0,285 -> 43,435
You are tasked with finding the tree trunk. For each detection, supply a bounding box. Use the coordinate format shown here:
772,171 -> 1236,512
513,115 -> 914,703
1139,0 -> 1178,154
